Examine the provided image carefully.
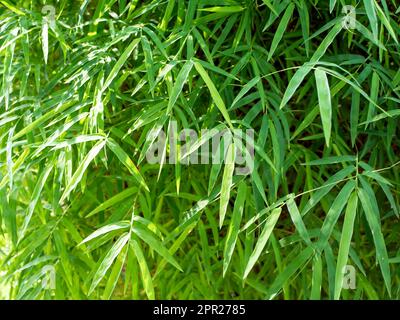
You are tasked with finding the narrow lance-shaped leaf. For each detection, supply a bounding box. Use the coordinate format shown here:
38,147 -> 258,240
310,254 -> 323,300
358,188 -> 392,297
314,68 -> 332,147
363,0 -> 378,40
60,139 -> 106,203
6,126 -> 15,190
266,246 -> 314,299
102,246 -> 128,300
243,207 -> 282,279
194,61 -> 233,129
329,0 -> 336,13
132,224 -> 182,271
41,19 -> 48,64
89,233 -> 129,295
267,3 -> 295,61
223,181 -> 247,277
80,221 -> 130,246
302,165 -> 355,216
167,60 -> 194,114
86,187 -> 138,218
279,23 -> 342,109
102,38 -> 141,92
231,76 -> 260,109
130,240 -> 155,300
334,191 -> 358,300
286,195 -> 312,246
316,180 -> 356,251
219,141 -> 236,229
20,163 -> 53,239
106,138 -> 149,191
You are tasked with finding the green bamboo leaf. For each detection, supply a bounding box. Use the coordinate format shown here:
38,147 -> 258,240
6,126 -> 15,190
279,64 -> 312,109
12,100 -> 80,141
33,112 -> 89,157
359,162 -> 398,217
80,221 -> 130,245
89,233 -> 129,295
366,109 -> 400,124
132,224 -> 182,271
141,35 -> 155,95
194,61 -> 233,129
363,0 -> 378,40
334,191 -> 358,300
374,1 -> 398,43
20,163 -> 53,239
181,123 -> 226,160
223,181 -> 247,277
194,58 -> 238,81
230,76 -> 260,109
154,221 -> 198,278
130,240 -> 155,300
243,207 -> 282,279
261,0 -> 278,15
280,23 -> 342,109
0,0 -> 25,15
53,229 -> 73,286
86,187 -> 138,218
102,38 -> 140,92
366,71 -> 379,127
1,190 -> 17,246
142,26 -> 168,59
106,138 -> 149,191
267,3 -> 294,61
199,6 -> 244,13
167,60 -> 194,114
310,254 -> 323,300
51,134 -> 105,150
302,165 -> 355,216
219,142 -> 236,228
41,20 -> 48,64
102,246 -> 127,299
350,91 -> 360,146
329,0 -> 336,13
265,246 -> 314,299
358,188 -> 392,296
286,195 -> 312,246
303,155 -> 357,166
0,149 -> 29,190
60,139 -> 106,203
316,180 -> 356,251
315,68 -> 332,147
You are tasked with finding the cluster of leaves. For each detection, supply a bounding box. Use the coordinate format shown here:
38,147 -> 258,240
0,0 -> 399,299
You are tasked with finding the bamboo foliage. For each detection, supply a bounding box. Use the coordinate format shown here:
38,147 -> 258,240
0,0 -> 399,300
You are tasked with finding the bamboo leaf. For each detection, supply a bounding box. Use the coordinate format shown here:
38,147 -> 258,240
243,207 -> 282,279
194,61 -> 233,129
89,233 -> 129,295
334,191 -> 358,300
223,181 -> 246,277
60,139 -> 106,203
315,68 -> 332,147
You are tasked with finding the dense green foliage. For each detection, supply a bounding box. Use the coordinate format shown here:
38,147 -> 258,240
0,0 -> 399,300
